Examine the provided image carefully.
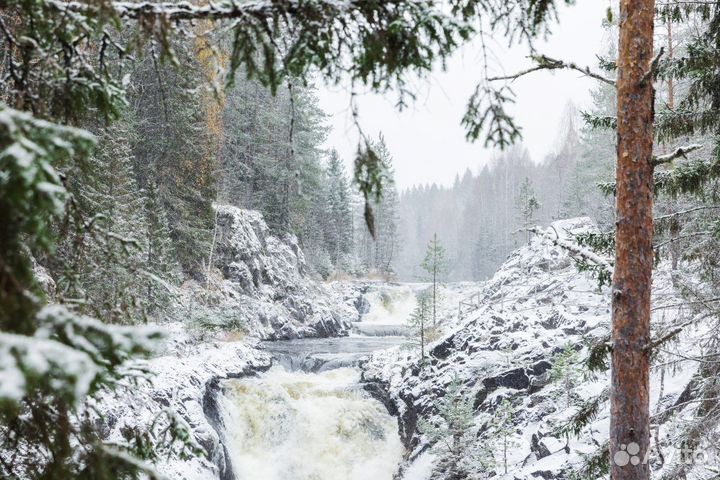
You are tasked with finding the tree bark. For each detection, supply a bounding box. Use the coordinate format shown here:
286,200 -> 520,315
611,1 -> 655,479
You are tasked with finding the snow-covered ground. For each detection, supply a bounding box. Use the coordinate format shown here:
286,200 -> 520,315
96,327 -> 272,479
361,217 -> 708,479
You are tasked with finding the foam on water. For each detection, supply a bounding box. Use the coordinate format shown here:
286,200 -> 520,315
220,366 -> 403,480
361,284 -> 425,325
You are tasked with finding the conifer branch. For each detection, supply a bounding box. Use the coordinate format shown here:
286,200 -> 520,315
651,144 -> 703,166
653,230 -> 713,249
655,205 -> 720,221
48,0 -> 313,21
488,55 -> 615,87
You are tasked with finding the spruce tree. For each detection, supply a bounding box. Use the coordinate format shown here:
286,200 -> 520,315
550,343 -> 581,408
418,376 -> 480,480
130,42 -> 216,279
324,150 -> 353,268
516,177 -> 540,243
57,114 -> 150,324
142,181 -> 180,315
488,398 -> 519,476
421,233 -> 449,326
371,135 -> 400,276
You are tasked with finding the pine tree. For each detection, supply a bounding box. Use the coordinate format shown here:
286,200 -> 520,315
515,177 -> 540,243
610,3 -> 655,479
421,233 -> 449,326
407,293 -> 434,364
419,376 -> 481,480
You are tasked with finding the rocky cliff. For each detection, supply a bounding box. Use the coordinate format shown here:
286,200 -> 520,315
361,218 -> 704,480
184,205 -> 357,339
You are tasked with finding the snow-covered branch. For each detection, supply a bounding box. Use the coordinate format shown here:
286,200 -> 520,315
46,0 -> 415,22
489,55 -> 616,87
528,226 -> 613,273
48,0 -> 283,20
651,144 -> 703,166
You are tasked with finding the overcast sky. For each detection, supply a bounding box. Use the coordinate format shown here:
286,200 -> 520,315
317,2 -> 612,190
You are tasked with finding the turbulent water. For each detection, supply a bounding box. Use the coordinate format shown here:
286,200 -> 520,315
217,284 -> 419,479
261,336 -> 405,371
352,283 -> 425,337
220,366 -> 403,480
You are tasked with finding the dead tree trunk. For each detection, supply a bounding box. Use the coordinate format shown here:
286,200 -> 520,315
611,1 -> 655,479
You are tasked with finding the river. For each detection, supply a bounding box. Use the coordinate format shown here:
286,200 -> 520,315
216,284 -> 423,479
218,335 -> 406,480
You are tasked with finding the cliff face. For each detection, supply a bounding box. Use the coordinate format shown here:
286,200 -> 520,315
194,205 -> 357,339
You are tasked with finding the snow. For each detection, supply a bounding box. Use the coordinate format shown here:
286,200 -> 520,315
94,333 -> 272,480
402,450 -> 437,480
0,304 -> 165,405
0,332 -> 98,402
181,204 -> 356,340
11,212 -> 710,480
360,217 -> 708,479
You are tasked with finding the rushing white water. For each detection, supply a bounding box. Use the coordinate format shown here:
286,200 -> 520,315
352,283 -> 429,336
220,366 -> 403,480
361,284 -> 422,325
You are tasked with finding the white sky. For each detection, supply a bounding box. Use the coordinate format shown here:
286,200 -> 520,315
317,1 -> 612,190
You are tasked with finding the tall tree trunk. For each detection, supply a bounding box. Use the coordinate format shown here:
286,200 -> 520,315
432,233 -> 437,326
665,19 -> 681,272
611,1 -> 655,479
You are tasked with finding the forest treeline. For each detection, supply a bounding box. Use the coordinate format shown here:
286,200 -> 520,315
396,96 -> 615,281
47,34 -> 405,327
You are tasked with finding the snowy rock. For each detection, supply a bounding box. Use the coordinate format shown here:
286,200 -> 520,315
31,256 -> 56,299
96,334 -> 272,480
181,205 -> 357,340
361,217 -> 706,480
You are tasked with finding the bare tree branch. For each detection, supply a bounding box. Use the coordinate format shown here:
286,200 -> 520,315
655,205 -> 720,221
654,230 -> 713,249
643,318 -> 695,352
488,55 -> 616,87
639,46 -> 664,86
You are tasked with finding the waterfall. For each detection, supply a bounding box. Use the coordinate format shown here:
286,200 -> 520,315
360,284 -> 422,326
219,366 -> 403,480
